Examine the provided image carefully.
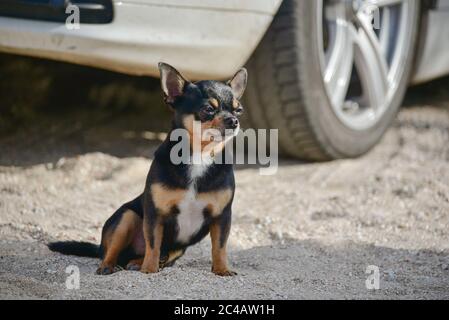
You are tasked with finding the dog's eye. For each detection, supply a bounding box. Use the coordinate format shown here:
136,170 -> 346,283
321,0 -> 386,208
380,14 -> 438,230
203,105 -> 216,115
234,106 -> 244,115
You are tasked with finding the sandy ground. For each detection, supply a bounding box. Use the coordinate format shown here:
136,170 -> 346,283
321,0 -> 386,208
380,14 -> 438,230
1,81 -> 449,299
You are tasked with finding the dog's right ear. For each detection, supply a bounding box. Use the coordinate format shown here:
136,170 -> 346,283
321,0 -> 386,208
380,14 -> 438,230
158,62 -> 188,105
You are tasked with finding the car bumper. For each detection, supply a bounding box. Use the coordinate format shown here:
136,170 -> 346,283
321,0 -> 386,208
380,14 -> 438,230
0,0 -> 279,79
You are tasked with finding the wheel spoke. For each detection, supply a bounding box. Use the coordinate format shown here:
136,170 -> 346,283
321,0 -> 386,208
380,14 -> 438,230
366,0 -> 402,7
324,20 -> 354,108
353,12 -> 389,109
379,7 -> 391,57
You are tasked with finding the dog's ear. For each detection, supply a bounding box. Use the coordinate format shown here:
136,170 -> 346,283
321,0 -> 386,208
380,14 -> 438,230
227,68 -> 248,100
158,62 -> 189,104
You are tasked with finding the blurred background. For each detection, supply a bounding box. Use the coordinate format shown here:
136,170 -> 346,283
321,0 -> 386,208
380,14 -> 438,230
0,52 -> 170,165
0,50 -> 448,166
1,0 -> 449,162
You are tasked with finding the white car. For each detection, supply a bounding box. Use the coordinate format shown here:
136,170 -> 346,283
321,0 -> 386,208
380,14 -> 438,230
1,0 -> 448,160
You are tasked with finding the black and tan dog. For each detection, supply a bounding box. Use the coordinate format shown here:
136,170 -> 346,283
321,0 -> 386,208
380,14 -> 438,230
48,63 -> 247,276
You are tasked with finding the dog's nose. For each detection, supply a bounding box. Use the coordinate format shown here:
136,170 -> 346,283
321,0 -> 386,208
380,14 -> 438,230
224,116 -> 239,129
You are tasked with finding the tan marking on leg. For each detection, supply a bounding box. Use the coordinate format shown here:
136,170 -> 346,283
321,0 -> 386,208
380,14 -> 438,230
141,222 -> 163,274
151,183 -> 186,214
160,249 -> 185,268
198,189 -> 233,217
210,223 -> 236,276
166,249 -> 185,264
204,204 -> 214,215
98,210 -> 140,274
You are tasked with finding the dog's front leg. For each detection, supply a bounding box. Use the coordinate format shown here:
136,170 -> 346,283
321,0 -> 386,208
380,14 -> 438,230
141,214 -> 163,274
210,208 -> 236,276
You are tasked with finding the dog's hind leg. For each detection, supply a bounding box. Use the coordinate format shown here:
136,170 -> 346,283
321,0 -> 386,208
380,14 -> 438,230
97,209 -> 142,275
126,257 -> 144,271
159,249 -> 186,269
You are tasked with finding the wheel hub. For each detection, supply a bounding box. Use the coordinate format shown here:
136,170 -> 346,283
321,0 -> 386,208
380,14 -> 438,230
318,0 -> 417,130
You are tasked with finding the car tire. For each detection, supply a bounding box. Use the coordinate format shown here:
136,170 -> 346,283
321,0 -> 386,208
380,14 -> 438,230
244,0 -> 421,160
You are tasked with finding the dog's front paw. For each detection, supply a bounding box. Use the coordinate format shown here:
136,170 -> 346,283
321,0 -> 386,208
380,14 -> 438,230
126,263 -> 141,271
96,265 -> 119,275
140,265 -> 159,274
212,269 -> 237,277
140,268 -> 159,274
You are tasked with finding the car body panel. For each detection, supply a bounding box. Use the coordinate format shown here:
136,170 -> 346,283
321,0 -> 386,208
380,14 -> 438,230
0,0 -> 448,82
0,0 -> 281,79
121,0 -> 281,14
412,0 -> 449,83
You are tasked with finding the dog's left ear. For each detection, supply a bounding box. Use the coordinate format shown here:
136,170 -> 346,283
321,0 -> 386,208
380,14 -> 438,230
227,68 -> 248,100
158,62 -> 189,104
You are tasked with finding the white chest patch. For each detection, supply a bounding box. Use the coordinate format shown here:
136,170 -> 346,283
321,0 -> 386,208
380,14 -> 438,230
176,156 -> 213,243
176,186 -> 207,243
189,153 -> 214,180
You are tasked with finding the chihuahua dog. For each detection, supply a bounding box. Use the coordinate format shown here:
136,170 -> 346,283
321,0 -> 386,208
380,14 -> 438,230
49,63 -> 247,276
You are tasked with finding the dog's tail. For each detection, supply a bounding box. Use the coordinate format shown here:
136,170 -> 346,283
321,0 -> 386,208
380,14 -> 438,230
48,241 -> 99,258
